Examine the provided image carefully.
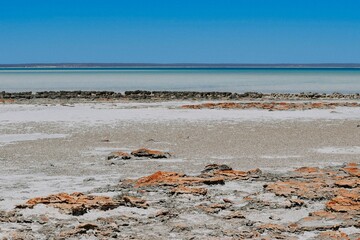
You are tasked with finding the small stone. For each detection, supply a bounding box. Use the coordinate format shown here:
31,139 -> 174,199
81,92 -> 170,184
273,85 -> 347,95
170,186 -> 207,196
131,148 -> 170,159
123,196 -> 149,209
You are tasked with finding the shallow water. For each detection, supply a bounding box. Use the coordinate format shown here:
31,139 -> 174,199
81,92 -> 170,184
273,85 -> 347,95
1,68 -> 360,93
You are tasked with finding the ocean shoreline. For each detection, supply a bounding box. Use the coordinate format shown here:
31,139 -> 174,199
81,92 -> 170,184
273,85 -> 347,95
1,90 -> 360,103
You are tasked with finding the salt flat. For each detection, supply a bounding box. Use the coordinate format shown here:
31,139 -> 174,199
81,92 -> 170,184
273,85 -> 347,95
0,102 -> 359,239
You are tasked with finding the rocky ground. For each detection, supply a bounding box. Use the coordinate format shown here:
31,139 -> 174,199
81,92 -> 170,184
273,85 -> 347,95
0,162 -> 359,239
0,100 -> 359,239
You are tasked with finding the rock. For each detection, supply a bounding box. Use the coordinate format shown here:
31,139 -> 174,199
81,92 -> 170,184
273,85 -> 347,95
326,189 -> 360,213
77,222 -> 99,231
134,171 -> 225,187
180,101 -> 360,111
288,199 -> 305,208
123,196 -> 149,209
16,192 -> 121,215
224,211 -> 245,219
342,162 -> 360,177
197,203 -> 231,213
294,167 -> 319,173
201,164 -> 232,173
265,180 -> 330,200
200,164 -> 261,180
131,148 -> 170,159
334,178 -> 359,188
107,151 -> 131,160
170,186 -> 207,196
223,198 -> 233,203
257,223 -> 287,233
316,231 -> 350,240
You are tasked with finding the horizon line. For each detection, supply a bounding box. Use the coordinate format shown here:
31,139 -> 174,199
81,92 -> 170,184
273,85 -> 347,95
1,63 -> 360,68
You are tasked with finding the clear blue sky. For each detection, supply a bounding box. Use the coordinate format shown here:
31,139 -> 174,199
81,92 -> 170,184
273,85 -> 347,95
1,0 -> 360,64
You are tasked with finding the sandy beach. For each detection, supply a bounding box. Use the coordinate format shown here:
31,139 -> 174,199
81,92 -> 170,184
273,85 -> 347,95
0,100 -> 359,239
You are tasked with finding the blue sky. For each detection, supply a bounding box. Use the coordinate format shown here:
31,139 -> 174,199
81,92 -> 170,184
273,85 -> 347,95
1,0 -> 360,63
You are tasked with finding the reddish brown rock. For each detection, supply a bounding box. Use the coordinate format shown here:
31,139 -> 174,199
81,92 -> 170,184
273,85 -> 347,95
294,167 -> 319,174
264,180 -> 329,200
224,211 -> 245,219
123,196 -> 149,209
201,164 -> 261,180
317,231 -> 350,240
170,186 -> 208,196
180,101 -> 360,111
342,162 -> 360,177
334,178 -> 359,188
131,148 -> 170,159
257,223 -> 287,232
16,192 -> 121,215
107,151 -> 131,160
326,188 -> 360,213
308,210 -> 337,220
134,171 -> 224,187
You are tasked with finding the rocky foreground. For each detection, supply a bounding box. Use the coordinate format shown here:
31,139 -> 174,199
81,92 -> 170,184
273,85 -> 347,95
1,160 -> 359,239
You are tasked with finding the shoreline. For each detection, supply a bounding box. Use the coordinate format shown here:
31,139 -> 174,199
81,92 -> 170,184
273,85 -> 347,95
1,90 -> 360,103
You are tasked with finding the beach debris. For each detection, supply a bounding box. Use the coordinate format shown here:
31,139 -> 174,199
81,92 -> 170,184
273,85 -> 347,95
131,148 -> 171,159
16,192 -> 121,215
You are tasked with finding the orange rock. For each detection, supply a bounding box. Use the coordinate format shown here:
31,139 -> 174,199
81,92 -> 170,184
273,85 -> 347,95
265,180 -> 328,199
131,148 -> 170,159
317,231 -> 350,240
342,162 -> 360,177
123,196 -> 148,209
224,211 -> 244,219
309,210 -> 337,220
201,164 -> 261,180
295,167 -> 319,173
257,223 -> 287,232
335,178 -> 359,188
170,186 -> 207,196
16,192 -> 121,215
107,151 -> 131,160
326,189 -> 360,213
134,171 -> 225,187
212,169 -> 249,180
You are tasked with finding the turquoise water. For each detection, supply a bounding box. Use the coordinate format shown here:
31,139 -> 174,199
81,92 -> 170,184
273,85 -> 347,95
0,68 -> 360,93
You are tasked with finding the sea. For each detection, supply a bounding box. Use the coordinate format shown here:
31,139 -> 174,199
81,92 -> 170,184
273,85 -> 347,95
1,68 -> 360,93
